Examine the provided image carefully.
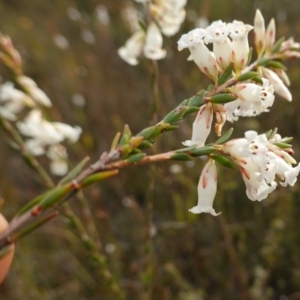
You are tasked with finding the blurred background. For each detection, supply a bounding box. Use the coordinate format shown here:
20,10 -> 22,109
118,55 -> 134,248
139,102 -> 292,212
1,0 -> 300,299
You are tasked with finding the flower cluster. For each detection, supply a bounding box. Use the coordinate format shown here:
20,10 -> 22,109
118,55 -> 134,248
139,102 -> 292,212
181,10 -> 300,215
118,0 -> 186,65
190,131 -> 300,216
0,33 -> 82,176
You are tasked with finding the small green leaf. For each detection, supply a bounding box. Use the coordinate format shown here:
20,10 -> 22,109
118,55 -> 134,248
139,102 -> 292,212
218,63 -> 233,85
272,36 -> 285,53
215,128 -> 234,144
59,156 -> 90,185
164,125 -> 179,131
209,93 -> 237,104
163,106 -> 186,124
15,192 -> 47,216
138,20 -> 147,32
110,132 -> 121,150
123,124 -> 131,139
237,72 -> 258,82
206,84 -> 215,92
265,129 -> 273,139
266,60 -> 286,70
210,154 -> 236,170
247,47 -> 253,65
269,127 -> 278,140
251,76 -> 263,84
138,140 -> 153,149
39,184 -> 74,209
137,126 -> 155,139
126,153 -> 146,163
280,137 -> 293,144
257,57 -> 272,66
176,145 -> 197,153
147,123 -> 170,140
273,142 -> 292,149
190,146 -> 215,156
170,153 -> 193,161
188,90 -> 205,107
82,170 -> 119,188
183,106 -> 199,117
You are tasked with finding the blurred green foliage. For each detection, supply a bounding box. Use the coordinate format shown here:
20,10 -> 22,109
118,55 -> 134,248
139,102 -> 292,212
1,0 -> 300,299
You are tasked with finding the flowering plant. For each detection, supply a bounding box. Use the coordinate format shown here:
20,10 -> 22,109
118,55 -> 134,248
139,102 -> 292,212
0,4 -> 300,299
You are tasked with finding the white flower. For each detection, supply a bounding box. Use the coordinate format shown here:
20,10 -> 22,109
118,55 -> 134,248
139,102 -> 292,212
17,109 -> 81,156
0,82 -> 35,121
183,103 -> 213,146
189,159 -> 221,216
52,122 -> 82,143
226,78 -> 274,120
240,157 -> 277,201
205,20 -> 232,69
178,29 -> 218,81
143,22 -> 166,60
17,76 -> 52,107
254,9 -> 266,56
47,144 -> 69,176
118,30 -> 145,66
150,0 -> 186,37
262,68 -> 292,101
228,20 -> 253,73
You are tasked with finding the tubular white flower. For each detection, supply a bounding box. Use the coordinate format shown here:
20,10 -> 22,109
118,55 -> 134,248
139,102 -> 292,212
52,122 -> 82,144
262,68 -> 292,101
17,76 -> 52,107
226,78 -> 274,120
150,0 -> 186,37
265,18 -> 276,53
143,22 -> 166,60
178,29 -> 218,81
118,30 -> 145,66
240,157 -> 277,201
189,159 -> 220,216
204,20 -> 232,69
254,9 -> 265,56
183,103 -> 213,146
0,82 -> 35,120
47,144 -> 69,176
228,21 -> 253,73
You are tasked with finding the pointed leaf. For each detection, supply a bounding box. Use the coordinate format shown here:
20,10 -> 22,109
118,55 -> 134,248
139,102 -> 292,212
218,63 -> 233,85
266,60 -> 286,70
257,57 -> 272,66
273,142 -> 292,149
82,170 -> 119,188
170,153 -> 193,161
209,93 -> 237,104
251,76 -> 263,84
110,132 -> 121,150
215,128 -> 234,144
272,37 -> 285,53
59,157 -> 90,185
210,154 -> 236,170
188,89 -> 205,107
126,153 -> 146,163
138,140 -> 153,149
176,145 -> 197,153
190,146 -> 215,156
237,72 -> 258,82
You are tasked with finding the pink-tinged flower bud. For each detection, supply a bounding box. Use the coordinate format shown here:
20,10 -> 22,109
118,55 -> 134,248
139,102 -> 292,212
178,29 -> 218,81
182,103 -> 213,146
143,22 -> 166,60
274,69 -> 290,86
262,68 -> 292,101
254,9 -> 266,57
0,213 -> 15,285
228,21 -> 253,73
205,21 -> 232,70
118,30 -> 145,66
189,159 -> 221,216
280,37 -> 300,52
265,18 -> 276,53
